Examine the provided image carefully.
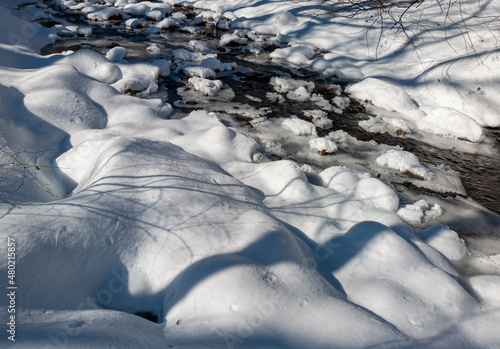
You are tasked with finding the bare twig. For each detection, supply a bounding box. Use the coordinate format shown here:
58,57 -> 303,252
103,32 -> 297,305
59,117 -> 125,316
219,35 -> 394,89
294,0 -> 499,59
0,145 -> 57,196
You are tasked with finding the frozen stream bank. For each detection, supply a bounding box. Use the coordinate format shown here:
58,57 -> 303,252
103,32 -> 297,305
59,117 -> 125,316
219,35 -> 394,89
1,0 -> 500,347
40,2 -> 500,235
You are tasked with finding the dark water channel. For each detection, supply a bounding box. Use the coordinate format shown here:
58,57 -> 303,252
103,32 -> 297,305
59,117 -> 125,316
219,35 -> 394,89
39,3 -> 500,222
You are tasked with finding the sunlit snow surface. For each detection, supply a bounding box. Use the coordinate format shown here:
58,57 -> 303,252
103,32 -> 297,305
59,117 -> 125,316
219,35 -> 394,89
0,0 -> 499,348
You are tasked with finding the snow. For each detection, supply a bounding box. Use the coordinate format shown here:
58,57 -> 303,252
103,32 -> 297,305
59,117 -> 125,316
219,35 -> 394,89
319,166 -> 370,192
87,7 -> 127,21
376,149 -> 434,180
309,137 -> 338,154
199,57 -> 235,71
151,59 -> 171,77
184,66 -> 216,79
188,76 -> 223,96
76,26 -> 92,37
397,200 -> 443,225
416,107 -> 485,143
1,0 -> 500,347
106,46 -> 128,62
219,33 -> 248,46
270,45 -> 316,65
282,117 -> 317,136
419,225 -> 467,261
303,110 -> 333,129
189,40 -> 209,53
172,48 -> 215,62
156,18 -> 179,29
270,76 -> 314,95
346,78 -> 425,121
146,43 -> 161,54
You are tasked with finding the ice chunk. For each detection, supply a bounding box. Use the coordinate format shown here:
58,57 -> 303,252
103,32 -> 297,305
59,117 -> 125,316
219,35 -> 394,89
397,200 -> 443,225
282,117 -> 317,136
270,77 -> 314,94
173,48 -> 216,62
303,110 -> 332,129
188,77 -> 223,96
309,137 -> 338,154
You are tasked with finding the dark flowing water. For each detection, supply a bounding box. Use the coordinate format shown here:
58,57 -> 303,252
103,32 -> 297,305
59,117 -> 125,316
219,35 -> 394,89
39,2 -> 500,220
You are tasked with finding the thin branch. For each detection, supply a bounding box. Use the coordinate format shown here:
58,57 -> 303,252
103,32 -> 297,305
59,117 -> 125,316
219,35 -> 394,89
0,145 -> 57,196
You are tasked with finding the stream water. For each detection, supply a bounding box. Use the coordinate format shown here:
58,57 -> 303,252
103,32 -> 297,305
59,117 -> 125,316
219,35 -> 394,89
38,1 -> 500,276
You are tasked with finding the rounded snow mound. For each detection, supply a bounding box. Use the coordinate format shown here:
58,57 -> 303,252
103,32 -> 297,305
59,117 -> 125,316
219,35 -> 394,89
282,117 -> 317,136
376,149 -> 434,180
346,78 -> 425,121
319,166 -> 370,193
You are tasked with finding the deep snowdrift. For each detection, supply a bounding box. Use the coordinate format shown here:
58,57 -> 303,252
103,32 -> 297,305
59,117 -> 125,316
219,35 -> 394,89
0,1 -> 500,348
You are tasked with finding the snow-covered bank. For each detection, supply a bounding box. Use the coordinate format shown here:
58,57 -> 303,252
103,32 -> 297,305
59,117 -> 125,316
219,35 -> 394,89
1,1 -> 500,348
187,0 -> 500,148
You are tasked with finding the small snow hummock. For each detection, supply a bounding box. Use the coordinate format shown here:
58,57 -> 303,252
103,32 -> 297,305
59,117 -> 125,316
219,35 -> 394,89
151,59 -> 171,78
156,18 -> 179,30
270,77 -> 316,102
266,92 -> 285,103
219,33 -> 248,46
106,46 -> 128,62
184,66 -> 217,79
146,44 -> 161,54
303,110 -> 333,129
87,8 -> 126,21
200,57 -> 236,71
416,107 -> 485,143
376,149 -> 434,180
469,275 -> 500,307
309,137 -> 338,155
76,26 -> 92,37
419,225 -> 467,261
146,9 -> 166,21
270,45 -> 316,65
172,48 -> 216,63
319,166 -> 371,192
188,77 -> 223,96
125,18 -> 142,29
282,117 -> 317,136
346,78 -> 425,121
189,40 -> 210,53
332,96 -> 350,110
397,199 -> 443,225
